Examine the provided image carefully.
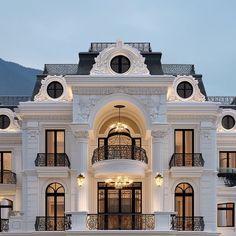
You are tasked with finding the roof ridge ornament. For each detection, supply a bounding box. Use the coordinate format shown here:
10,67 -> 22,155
90,39 -> 150,76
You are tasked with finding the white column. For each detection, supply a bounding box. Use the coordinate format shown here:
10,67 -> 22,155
152,130 -> 165,212
73,130 -> 89,212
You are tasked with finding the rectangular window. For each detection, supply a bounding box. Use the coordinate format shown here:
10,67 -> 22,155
174,129 -> 194,154
219,152 -> 236,168
0,152 -> 12,183
217,203 -> 235,227
46,130 -> 65,154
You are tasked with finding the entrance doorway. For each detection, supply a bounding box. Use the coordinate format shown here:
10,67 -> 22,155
97,182 -> 142,229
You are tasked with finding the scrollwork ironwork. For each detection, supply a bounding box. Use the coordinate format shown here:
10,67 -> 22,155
0,219 -> 9,232
0,170 -> 16,184
171,216 -> 205,231
169,153 -> 204,168
35,153 -> 71,167
87,213 -> 154,230
92,145 -> 148,165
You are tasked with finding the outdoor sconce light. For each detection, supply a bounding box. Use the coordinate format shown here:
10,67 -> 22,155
77,173 -> 85,187
155,173 -> 163,187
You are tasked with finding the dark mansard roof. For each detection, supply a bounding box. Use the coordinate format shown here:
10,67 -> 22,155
1,42 -> 227,105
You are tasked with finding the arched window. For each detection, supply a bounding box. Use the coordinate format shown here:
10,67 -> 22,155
107,128 -> 132,146
45,183 -> 65,231
175,183 -> 194,230
0,199 -> 13,232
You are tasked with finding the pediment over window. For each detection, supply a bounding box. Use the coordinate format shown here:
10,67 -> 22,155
90,40 -> 150,76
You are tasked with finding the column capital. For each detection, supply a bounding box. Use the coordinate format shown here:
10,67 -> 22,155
70,124 -> 89,138
151,125 -> 170,139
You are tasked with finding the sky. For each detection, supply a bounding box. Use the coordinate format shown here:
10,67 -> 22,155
0,0 -> 236,96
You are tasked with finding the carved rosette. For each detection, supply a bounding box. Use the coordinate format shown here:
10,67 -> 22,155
90,40 -> 150,76
0,108 -> 20,131
34,75 -> 72,102
168,76 -> 205,102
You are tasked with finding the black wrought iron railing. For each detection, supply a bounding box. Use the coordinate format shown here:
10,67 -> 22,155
0,219 -> 9,232
171,215 -> 204,231
35,153 -> 71,167
87,213 -> 154,230
92,145 -> 148,165
169,153 -> 204,168
218,168 -> 236,187
0,170 -> 17,184
35,215 -> 71,231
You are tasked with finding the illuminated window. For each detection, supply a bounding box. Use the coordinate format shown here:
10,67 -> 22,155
217,203 -> 234,227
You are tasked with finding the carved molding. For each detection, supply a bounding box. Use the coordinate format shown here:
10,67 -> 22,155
73,86 -> 167,95
34,75 -> 72,102
151,128 -> 170,139
90,40 -> 150,76
217,109 -> 236,132
0,108 -> 20,131
168,76 -> 205,102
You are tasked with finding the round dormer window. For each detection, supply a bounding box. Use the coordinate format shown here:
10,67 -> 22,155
110,55 -> 130,74
222,115 -> 235,130
0,115 -> 10,129
47,81 -> 64,99
177,81 -> 193,99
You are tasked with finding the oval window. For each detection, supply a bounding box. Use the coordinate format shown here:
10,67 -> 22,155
47,81 -> 63,99
222,115 -> 235,130
0,115 -> 10,129
177,81 -> 193,99
110,55 -> 130,74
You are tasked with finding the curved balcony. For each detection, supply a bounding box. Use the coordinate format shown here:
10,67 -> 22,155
169,153 -> 204,168
218,168 -> 236,187
35,153 -> 71,168
92,145 -> 148,178
0,170 -> 16,184
171,216 -> 205,231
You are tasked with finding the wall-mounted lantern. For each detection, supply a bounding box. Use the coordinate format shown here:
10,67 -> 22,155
155,173 -> 163,187
77,173 -> 85,187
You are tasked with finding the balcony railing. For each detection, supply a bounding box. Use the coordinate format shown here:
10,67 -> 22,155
87,213 -> 154,230
218,168 -> 236,187
0,170 -> 16,184
92,145 -> 148,165
0,219 -> 9,232
35,215 -> 71,231
171,216 -> 205,231
169,153 -> 204,168
35,153 -> 71,167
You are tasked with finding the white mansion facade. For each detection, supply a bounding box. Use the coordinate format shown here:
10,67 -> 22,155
0,41 -> 236,236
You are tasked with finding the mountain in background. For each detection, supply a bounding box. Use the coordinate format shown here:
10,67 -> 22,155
0,58 -> 42,96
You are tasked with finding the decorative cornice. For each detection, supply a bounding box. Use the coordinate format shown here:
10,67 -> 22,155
34,75 -> 72,102
168,76 -> 206,102
90,40 -> 150,76
72,86 -> 167,96
0,108 -> 20,132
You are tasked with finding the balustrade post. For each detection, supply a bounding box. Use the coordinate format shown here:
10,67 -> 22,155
66,211 -> 88,231
154,212 -> 175,231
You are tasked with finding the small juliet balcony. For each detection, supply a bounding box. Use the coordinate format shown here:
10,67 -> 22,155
35,215 -> 71,231
0,170 -> 16,184
171,216 -> 205,231
91,145 -> 148,178
35,153 -> 71,178
169,153 -> 204,178
218,168 -> 236,187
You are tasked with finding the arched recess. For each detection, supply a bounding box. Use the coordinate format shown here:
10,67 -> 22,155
0,198 -> 13,232
88,93 -> 151,137
45,182 -> 65,231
